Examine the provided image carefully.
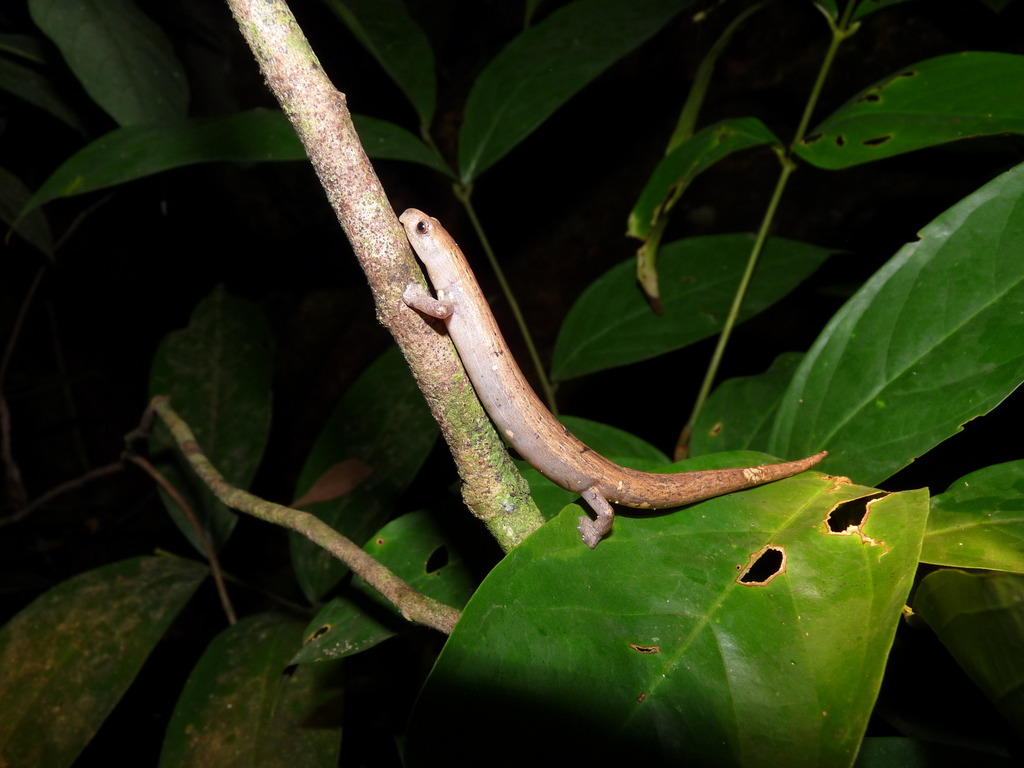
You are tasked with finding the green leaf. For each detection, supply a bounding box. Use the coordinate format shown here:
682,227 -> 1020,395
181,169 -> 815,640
814,0 -> 839,19
0,51 -> 87,133
23,111 -> 448,213
290,346 -> 439,602
769,161 -> 1024,486
914,569 -> 1024,737
29,0 -> 188,126
24,110 -> 306,213
796,52 -> 1024,170
0,556 -> 207,768
0,33 -> 49,64
854,736 -> 1018,768
458,0 -> 694,183
552,235 -> 834,380
406,462 -> 928,766
691,352 -> 805,456
159,613 -> 342,768
352,114 -> 454,177
852,0 -> 918,21
149,287 -> 273,554
324,0 -> 436,126
0,166 -> 54,257
628,118 -> 778,240
292,510 -> 476,663
923,461 -> 1024,573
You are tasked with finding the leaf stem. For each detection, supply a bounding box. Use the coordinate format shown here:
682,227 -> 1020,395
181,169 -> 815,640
455,187 -> 560,414
675,1 -> 858,459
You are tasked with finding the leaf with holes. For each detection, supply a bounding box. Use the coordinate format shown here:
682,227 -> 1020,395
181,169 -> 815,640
627,118 -> 778,240
769,160 -> 1024,486
160,613 -> 342,767
405,452 -> 928,767
796,52 -> 1024,170
923,461 -> 1024,573
292,511 -> 475,663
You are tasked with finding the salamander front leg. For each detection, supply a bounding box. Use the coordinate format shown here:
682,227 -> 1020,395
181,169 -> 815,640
403,284 -> 453,319
578,486 -> 615,549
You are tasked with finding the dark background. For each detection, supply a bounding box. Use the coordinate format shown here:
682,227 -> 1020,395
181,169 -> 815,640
2,0 -> 1023,764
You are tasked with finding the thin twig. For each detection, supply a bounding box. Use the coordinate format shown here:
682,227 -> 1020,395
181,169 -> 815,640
151,396 -> 460,634
127,451 -> 238,626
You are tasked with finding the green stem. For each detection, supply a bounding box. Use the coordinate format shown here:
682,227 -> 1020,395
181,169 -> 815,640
676,0 -> 858,459
455,186 -> 560,414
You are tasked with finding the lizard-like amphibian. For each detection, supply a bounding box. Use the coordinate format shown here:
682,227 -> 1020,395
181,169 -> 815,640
400,208 -> 826,547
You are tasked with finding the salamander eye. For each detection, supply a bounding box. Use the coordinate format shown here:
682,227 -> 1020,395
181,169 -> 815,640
416,219 -> 431,235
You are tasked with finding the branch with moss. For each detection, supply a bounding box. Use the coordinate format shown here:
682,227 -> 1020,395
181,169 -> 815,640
151,396 -> 460,634
224,0 -> 543,551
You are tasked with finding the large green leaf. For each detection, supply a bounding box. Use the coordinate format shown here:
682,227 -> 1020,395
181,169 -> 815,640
691,352 -> 805,457
292,510 -> 476,663
406,458 -> 928,766
552,235 -> 833,380
796,52 -> 1024,170
24,110 -> 305,212
628,118 -> 778,240
159,613 -> 342,768
769,161 -> 1024,485
0,556 -> 207,768
149,287 -> 273,554
458,0 -> 694,183
923,461 -> 1024,573
290,346 -> 439,602
324,0 -> 436,126
914,569 -> 1024,737
29,0 -> 187,126
23,111 -> 446,213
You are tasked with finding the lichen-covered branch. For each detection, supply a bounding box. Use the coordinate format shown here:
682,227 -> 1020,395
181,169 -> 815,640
224,0 -> 543,550
151,396 -> 460,635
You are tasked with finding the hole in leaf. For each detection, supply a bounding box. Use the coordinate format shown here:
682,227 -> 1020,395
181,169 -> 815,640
803,132 -> 823,145
738,546 -> 786,585
826,493 -> 885,533
425,544 -> 449,573
304,624 -> 331,644
855,92 -> 882,105
628,643 -> 660,654
834,134 -> 846,148
862,135 -> 892,147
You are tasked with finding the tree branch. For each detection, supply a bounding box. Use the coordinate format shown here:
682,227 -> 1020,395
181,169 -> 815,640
151,396 -> 460,634
224,0 -> 543,550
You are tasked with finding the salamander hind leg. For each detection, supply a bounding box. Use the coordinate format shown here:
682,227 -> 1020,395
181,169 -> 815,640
578,486 -> 615,549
